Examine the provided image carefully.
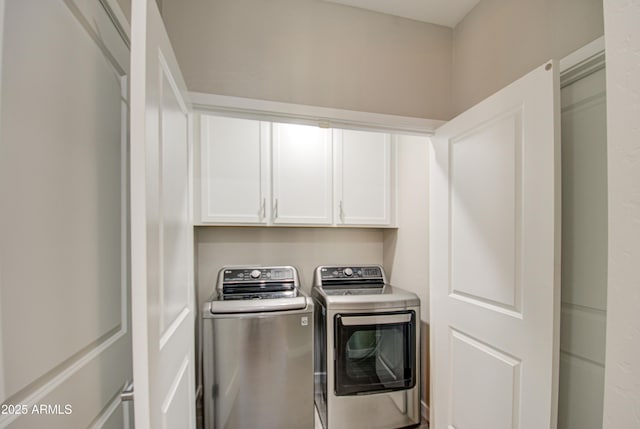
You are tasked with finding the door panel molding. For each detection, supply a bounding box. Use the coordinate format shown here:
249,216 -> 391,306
62,0 -> 129,74
449,107 -> 524,316
449,328 -> 522,429
0,330 -> 128,427
161,356 -> 194,429
88,388 -> 128,429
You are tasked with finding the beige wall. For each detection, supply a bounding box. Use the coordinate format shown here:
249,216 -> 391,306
451,0 -> 604,115
196,227 -> 384,304
383,135 -> 430,322
160,0 -> 452,120
159,0 -> 605,120
382,135 -> 430,414
602,1 -> 640,427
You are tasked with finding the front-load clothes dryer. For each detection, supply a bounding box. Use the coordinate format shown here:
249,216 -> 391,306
312,265 -> 420,429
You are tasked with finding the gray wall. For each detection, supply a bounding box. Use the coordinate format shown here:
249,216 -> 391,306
160,0 -> 453,120
451,0 -> 604,116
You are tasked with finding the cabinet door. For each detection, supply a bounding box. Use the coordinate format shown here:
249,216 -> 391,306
272,123 -> 333,224
335,129 -> 392,225
200,115 -> 269,223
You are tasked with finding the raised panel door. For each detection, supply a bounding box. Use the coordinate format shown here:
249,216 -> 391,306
430,61 -> 561,429
0,0 -> 132,427
130,1 -> 196,427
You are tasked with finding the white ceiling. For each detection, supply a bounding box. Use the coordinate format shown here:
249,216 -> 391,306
323,0 -> 480,28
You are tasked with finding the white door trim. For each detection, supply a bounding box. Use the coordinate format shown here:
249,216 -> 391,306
0,0 -> 7,403
559,37 -> 605,74
560,37 -> 605,90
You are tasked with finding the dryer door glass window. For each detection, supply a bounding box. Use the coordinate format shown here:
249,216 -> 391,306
334,311 -> 416,396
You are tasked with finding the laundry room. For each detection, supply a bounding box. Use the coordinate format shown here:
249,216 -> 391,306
165,0 -> 602,426
1,0 -> 638,429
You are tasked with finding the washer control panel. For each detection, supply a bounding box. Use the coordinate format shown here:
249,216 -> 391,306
223,267 -> 294,283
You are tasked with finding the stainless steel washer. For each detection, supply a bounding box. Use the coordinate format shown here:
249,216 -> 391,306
312,265 -> 420,429
202,266 -> 314,429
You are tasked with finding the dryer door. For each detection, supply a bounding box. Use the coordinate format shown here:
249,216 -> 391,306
334,311 -> 416,396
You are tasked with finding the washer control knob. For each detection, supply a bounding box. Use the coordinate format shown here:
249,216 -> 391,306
343,268 -> 353,277
250,270 -> 262,279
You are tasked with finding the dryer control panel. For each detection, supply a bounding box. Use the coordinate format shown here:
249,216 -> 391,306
315,265 -> 386,287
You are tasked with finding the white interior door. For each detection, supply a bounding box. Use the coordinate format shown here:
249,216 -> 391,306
130,1 -> 196,428
1,1 -> 132,428
430,61 -> 561,429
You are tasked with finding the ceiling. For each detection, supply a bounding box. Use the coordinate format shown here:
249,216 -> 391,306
322,0 -> 480,28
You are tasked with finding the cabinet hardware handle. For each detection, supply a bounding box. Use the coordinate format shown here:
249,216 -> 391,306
339,200 -> 345,222
274,199 -> 279,219
261,198 -> 266,220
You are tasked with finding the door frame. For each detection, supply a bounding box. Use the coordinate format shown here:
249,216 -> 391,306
556,36 -> 607,429
559,37 -> 605,85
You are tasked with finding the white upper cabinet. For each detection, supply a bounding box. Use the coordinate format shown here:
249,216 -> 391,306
200,115 -> 270,223
271,123 -> 333,225
198,115 -> 395,227
334,129 -> 393,226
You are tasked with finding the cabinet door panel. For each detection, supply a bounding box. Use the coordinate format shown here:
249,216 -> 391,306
201,115 -> 268,223
336,129 -> 392,225
272,123 -> 333,224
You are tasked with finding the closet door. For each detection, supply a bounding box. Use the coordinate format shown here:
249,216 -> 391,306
0,1 -> 131,427
271,123 -> 333,225
130,0 -> 196,427
430,61 -> 560,429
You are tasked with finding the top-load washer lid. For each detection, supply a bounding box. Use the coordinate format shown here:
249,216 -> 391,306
208,266 -> 309,314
